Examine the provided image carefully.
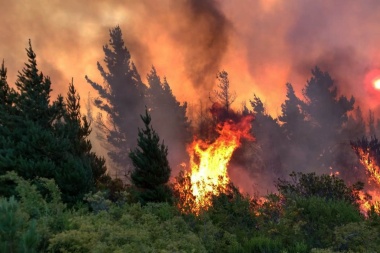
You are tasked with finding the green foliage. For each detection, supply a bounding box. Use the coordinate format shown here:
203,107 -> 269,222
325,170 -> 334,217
276,196 -> 362,250
0,43 -> 110,205
332,221 -> 380,252
276,172 -> 363,206
49,202 -> 206,252
206,183 -> 257,240
238,236 -> 283,253
0,172 -> 70,252
0,196 -> 39,253
129,109 -> 172,204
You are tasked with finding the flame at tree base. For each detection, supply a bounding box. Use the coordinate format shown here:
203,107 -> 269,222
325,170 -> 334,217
174,115 -> 254,214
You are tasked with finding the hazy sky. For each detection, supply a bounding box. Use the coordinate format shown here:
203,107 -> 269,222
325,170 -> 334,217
2,0 -> 380,117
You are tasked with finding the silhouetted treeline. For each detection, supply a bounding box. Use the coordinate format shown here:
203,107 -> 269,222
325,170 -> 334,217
86,26 -> 191,176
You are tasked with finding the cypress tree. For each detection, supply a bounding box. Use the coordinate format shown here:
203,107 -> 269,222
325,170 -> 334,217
129,109 -> 172,204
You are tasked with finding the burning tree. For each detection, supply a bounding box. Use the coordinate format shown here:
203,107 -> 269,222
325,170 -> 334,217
174,115 -> 254,214
351,137 -> 380,213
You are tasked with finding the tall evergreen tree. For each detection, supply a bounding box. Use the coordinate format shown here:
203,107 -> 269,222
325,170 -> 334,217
301,67 -> 355,172
85,26 -> 146,172
0,60 -> 14,109
146,67 -> 191,170
279,83 -> 307,142
15,40 -> 62,127
0,41 -> 109,204
248,94 -> 285,180
302,67 -> 355,134
129,109 -> 172,204
63,80 -> 109,188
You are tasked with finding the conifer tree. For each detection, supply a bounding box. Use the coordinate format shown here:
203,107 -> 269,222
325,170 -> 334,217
129,109 -> 172,204
146,67 -> 191,169
209,70 -> 236,121
0,60 -> 14,109
63,80 -> 109,188
301,67 -> 355,172
15,40 -> 62,127
85,26 -> 146,172
249,94 -> 284,179
0,41 -> 109,204
279,83 -> 307,142
302,67 -> 355,135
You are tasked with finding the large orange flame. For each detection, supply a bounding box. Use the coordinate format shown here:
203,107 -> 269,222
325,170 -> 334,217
175,115 -> 254,214
355,148 -> 380,214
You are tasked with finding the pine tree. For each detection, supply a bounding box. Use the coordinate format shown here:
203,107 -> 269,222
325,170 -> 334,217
63,80 -> 109,188
0,41 -> 110,204
249,94 -> 284,179
301,66 -> 355,172
15,40 -> 61,127
279,83 -> 307,142
302,66 -> 355,134
85,26 -> 146,172
146,67 -> 191,169
0,60 -> 14,109
129,109 -> 172,204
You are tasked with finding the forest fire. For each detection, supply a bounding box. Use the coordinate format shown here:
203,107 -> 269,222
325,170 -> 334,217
353,146 -> 380,214
356,148 -> 380,186
175,115 -> 254,214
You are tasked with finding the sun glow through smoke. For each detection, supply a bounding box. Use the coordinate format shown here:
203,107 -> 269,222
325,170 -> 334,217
374,79 -> 380,90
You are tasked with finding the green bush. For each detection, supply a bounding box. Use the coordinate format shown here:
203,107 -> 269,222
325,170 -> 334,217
49,202 -> 206,252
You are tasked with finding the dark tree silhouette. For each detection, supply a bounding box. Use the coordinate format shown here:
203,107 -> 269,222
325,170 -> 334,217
85,26 -> 146,172
301,67 -> 355,173
248,94 -> 285,181
302,67 -> 355,133
146,66 -> 191,170
279,83 -> 307,142
209,70 -> 236,121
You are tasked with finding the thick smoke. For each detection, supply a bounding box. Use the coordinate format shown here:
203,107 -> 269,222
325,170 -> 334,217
177,0 -> 230,91
122,0 -> 231,96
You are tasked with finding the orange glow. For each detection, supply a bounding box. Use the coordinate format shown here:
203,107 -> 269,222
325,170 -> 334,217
358,190 -> 380,215
175,115 -> 254,214
363,69 -> 380,107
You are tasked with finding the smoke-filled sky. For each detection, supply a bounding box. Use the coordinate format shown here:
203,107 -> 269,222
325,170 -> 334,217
2,0 -> 380,117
